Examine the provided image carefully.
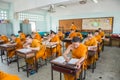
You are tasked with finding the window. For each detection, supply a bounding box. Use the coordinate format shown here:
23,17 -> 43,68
0,10 -> 8,20
18,13 -> 44,21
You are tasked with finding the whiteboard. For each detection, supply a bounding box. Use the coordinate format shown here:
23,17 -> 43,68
82,17 -> 113,30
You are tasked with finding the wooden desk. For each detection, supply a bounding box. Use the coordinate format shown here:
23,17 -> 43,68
110,36 -> 120,47
16,49 -> 37,77
0,44 -> 16,65
88,48 -> 98,73
46,42 -> 57,59
50,59 -> 82,80
0,40 -> 4,44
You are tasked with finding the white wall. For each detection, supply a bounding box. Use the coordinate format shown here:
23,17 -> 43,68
49,12 -> 120,33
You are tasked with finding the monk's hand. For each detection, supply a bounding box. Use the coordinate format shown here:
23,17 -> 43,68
65,58 -> 70,63
76,62 -> 81,69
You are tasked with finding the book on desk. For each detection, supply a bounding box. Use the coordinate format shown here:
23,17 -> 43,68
52,56 -> 79,66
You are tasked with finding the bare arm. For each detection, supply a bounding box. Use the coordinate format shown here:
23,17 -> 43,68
63,45 -> 72,62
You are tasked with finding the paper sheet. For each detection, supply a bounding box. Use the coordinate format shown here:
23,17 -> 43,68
17,49 -> 32,53
52,56 -> 66,63
68,58 -> 79,65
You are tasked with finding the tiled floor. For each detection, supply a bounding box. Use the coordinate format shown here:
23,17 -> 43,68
0,46 -> 120,80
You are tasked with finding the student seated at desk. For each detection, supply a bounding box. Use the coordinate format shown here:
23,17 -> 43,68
57,29 -> 64,40
18,31 -> 26,43
0,34 -> 9,43
8,34 -> 23,58
24,34 -> 46,65
65,29 -> 77,48
94,30 -> 102,43
83,32 -> 98,67
63,37 -> 87,80
0,70 -> 20,80
31,31 -> 42,42
45,30 -> 61,58
98,28 -> 105,38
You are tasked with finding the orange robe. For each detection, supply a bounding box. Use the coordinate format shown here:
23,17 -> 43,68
84,37 -> 97,66
0,35 -> 9,43
57,31 -> 64,40
76,32 -> 83,39
26,39 -> 46,64
0,71 -> 20,80
94,35 -> 102,43
95,35 -> 102,54
8,38 -> 23,58
19,33 -> 26,43
64,44 -> 87,80
99,31 -> 104,38
34,32 -> 42,42
70,25 -> 77,31
65,32 -> 77,48
45,35 -> 61,58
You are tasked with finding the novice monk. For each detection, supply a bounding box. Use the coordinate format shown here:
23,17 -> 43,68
94,30 -> 102,43
63,37 -> 87,80
24,34 -> 46,65
57,29 -> 64,40
8,34 -> 23,58
70,22 -> 77,31
31,32 -> 42,42
0,35 -> 9,43
0,70 -> 20,80
98,28 -> 105,38
45,30 -> 62,58
18,31 -> 26,43
83,32 -> 97,67
65,29 -> 77,48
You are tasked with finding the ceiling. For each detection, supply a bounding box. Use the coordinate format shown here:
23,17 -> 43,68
1,0 -> 120,16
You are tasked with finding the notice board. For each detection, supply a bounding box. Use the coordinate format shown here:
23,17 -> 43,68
82,17 -> 113,31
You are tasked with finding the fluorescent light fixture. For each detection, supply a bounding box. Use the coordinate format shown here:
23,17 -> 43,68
59,5 -> 66,8
92,0 -> 98,3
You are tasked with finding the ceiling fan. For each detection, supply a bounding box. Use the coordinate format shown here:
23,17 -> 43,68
79,0 -> 98,4
47,4 -> 56,13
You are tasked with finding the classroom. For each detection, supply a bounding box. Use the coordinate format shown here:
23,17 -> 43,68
0,0 -> 120,80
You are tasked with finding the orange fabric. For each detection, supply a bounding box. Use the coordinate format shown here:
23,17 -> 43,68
0,71 -> 20,80
0,35 -> 9,43
19,33 -> 26,43
65,32 -> 77,48
8,38 -> 23,58
70,25 -> 77,31
26,39 -> 46,64
84,37 -> 97,46
64,44 -> 87,80
76,32 -> 83,39
45,35 -> 61,58
99,31 -> 104,38
84,37 -> 97,66
34,32 -> 42,42
94,35 -> 102,43
57,31 -> 64,40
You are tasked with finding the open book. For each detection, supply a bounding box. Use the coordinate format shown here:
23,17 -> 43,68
52,56 -> 79,65
17,49 -> 32,53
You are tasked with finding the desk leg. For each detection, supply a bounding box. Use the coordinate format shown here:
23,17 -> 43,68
60,72 -> 62,80
6,51 -> 9,66
1,50 -> 4,63
51,64 -> 53,80
26,62 -> 29,77
17,55 -> 20,72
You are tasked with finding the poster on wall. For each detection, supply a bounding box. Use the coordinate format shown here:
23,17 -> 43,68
82,17 -> 113,30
